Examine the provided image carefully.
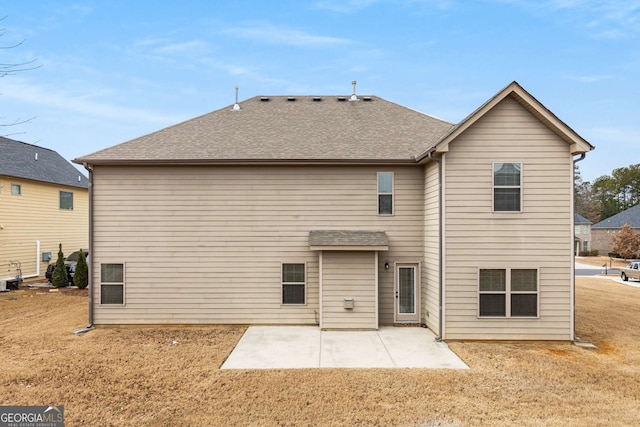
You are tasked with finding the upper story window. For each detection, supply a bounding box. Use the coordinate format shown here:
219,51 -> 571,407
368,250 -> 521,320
377,172 -> 394,215
11,183 -> 21,195
59,191 -> 73,210
493,163 -> 521,212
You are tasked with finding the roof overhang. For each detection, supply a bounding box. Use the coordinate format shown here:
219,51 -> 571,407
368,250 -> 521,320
309,230 -> 389,251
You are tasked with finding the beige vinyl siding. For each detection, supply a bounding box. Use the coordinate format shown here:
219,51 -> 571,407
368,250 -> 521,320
0,176 -> 88,281
442,96 -> 573,340
91,165 -> 423,325
422,162 -> 440,333
321,251 -> 376,329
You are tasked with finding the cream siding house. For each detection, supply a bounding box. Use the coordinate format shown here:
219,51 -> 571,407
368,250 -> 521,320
1,137 -> 89,284
75,82 -> 593,340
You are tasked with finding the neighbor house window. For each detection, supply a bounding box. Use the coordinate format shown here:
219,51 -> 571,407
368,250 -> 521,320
59,191 -> 73,210
479,268 -> 538,317
582,225 -> 589,234
583,241 -> 589,252
11,183 -> 21,195
101,263 -> 124,305
493,163 -> 521,212
574,225 -> 581,235
377,172 -> 394,215
282,263 -> 306,305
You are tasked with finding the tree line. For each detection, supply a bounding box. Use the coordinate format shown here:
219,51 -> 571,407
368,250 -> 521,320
575,163 -> 640,223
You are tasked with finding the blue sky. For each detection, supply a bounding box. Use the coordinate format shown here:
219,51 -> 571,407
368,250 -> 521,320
2,0 -> 639,182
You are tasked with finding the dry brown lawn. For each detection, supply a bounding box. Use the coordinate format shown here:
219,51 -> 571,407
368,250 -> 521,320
1,278 -> 639,426
576,255 -> 630,269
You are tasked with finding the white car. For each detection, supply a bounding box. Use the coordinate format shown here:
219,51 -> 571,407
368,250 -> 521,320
620,261 -> 640,281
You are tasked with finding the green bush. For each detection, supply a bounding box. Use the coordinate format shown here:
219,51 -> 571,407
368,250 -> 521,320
51,243 -> 68,288
74,249 -> 88,289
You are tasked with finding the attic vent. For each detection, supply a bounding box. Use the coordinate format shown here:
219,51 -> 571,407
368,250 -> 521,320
232,85 -> 241,111
349,80 -> 359,101
35,152 -> 38,161
337,97 -> 347,102
312,97 -> 322,101
363,96 -> 372,101
287,97 -> 296,101
260,97 -> 270,102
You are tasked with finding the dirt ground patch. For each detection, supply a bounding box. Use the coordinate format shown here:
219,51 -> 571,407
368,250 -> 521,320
1,278 -> 639,426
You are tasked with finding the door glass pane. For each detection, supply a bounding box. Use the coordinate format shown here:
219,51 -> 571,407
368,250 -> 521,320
398,267 -> 415,314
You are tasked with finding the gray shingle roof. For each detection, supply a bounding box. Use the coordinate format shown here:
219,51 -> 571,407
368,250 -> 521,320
0,137 -> 88,188
309,230 -> 389,248
74,95 -> 454,164
575,213 -> 591,224
592,204 -> 640,229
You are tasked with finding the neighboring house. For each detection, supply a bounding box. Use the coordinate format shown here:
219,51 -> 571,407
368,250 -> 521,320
74,81 -> 594,340
0,137 -> 89,283
591,204 -> 640,256
574,213 -> 592,256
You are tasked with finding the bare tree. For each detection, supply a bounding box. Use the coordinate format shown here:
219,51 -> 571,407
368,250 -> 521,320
1,16 -> 41,129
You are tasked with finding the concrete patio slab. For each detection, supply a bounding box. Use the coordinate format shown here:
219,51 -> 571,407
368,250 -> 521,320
221,326 -> 468,370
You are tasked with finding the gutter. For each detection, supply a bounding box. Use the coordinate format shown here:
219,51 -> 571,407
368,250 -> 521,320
428,150 -> 444,342
74,162 -> 94,334
571,153 -> 586,341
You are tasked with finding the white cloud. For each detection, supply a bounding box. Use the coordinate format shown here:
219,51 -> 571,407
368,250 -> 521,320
222,24 -> 353,47
493,0 -> 640,37
3,77 -> 183,125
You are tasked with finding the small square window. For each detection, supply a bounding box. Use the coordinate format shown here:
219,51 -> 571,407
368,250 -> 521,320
11,183 -> 21,195
282,263 -> 306,305
59,191 -> 73,210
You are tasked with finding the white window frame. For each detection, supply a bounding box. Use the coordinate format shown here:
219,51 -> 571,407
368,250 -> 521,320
377,172 -> 394,216
59,190 -> 74,210
11,183 -> 21,196
478,267 -> 539,318
492,162 -> 522,213
281,262 -> 307,305
100,262 -> 125,306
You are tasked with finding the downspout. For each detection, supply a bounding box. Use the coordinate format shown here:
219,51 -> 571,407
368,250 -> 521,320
428,150 -> 444,342
75,163 -> 94,333
572,153 -> 586,341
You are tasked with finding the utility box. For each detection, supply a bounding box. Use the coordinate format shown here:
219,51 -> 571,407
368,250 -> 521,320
343,298 -> 354,309
42,252 -> 52,262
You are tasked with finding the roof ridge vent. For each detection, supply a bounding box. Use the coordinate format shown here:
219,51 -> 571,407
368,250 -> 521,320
350,80 -> 359,101
312,96 -> 322,101
287,96 -> 296,101
337,96 -> 347,101
232,85 -> 240,111
363,96 -> 372,101
260,96 -> 270,102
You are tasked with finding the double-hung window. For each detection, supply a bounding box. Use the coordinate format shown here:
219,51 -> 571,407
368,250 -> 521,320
100,263 -> 125,305
377,172 -> 394,215
479,268 -> 538,317
493,163 -> 521,212
282,263 -> 306,305
11,183 -> 21,195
